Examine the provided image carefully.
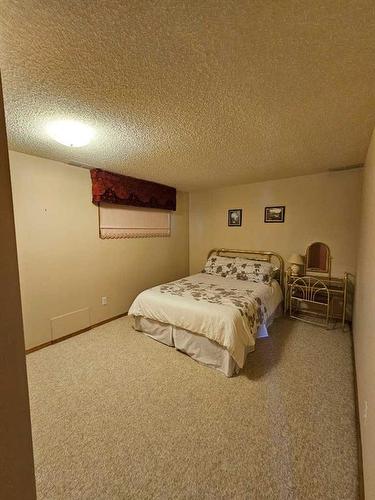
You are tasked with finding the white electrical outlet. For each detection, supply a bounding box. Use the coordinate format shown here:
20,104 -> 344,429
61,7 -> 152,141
101,296 -> 107,305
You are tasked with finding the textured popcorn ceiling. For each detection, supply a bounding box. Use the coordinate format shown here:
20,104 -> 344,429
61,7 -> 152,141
0,1 -> 374,191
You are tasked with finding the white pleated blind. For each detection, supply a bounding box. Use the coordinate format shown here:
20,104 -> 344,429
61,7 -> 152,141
99,203 -> 171,239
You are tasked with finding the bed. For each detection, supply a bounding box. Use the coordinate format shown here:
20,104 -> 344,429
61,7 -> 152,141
128,249 -> 284,376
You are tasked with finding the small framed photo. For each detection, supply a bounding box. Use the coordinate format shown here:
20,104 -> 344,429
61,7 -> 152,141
264,206 -> 285,223
228,209 -> 242,227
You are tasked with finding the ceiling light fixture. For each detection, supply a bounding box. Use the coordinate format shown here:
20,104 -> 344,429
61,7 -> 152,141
46,120 -> 94,147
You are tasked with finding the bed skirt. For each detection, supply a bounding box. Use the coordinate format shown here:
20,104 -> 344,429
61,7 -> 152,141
133,305 -> 281,377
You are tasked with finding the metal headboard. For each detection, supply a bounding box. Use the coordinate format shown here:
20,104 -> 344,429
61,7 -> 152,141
207,248 -> 285,288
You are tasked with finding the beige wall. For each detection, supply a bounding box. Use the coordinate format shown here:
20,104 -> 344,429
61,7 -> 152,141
353,129 -> 375,498
0,88 -> 36,496
189,170 -> 362,277
9,151 -> 189,350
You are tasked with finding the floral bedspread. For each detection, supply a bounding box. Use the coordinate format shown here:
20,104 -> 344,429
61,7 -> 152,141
160,278 -> 267,334
128,273 -> 282,367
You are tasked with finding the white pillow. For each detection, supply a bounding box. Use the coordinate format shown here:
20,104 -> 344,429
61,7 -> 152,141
202,255 -> 235,278
228,258 -> 273,284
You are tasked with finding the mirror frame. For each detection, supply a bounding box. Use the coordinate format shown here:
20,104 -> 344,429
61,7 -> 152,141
305,242 -> 331,277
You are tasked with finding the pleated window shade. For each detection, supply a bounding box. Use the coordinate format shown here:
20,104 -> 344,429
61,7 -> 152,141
99,203 -> 171,239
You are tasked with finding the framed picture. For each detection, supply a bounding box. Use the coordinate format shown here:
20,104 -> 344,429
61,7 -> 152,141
264,206 -> 285,223
228,209 -> 242,227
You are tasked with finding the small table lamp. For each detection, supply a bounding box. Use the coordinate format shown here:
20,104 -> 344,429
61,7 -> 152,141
288,253 -> 304,276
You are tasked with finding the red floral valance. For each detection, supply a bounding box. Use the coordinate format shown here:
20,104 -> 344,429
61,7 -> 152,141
90,169 -> 176,211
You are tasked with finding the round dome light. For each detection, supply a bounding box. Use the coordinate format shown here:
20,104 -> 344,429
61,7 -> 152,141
46,120 -> 94,147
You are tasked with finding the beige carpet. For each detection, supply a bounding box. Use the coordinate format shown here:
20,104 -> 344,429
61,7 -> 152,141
27,316 -> 359,499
